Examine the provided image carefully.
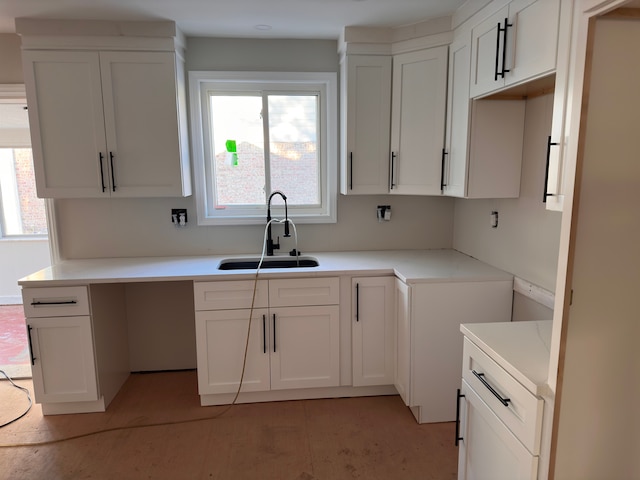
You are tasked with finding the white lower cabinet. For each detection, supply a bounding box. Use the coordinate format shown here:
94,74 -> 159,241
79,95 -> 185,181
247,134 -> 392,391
194,278 -> 340,402
457,380 -> 538,480
27,315 -> 98,403
351,277 -> 395,387
457,337 -> 543,479
395,279 -> 513,423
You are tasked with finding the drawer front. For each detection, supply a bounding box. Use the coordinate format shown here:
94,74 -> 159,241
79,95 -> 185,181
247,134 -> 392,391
194,280 -> 268,311
269,277 -> 339,307
462,338 -> 543,454
22,286 -> 90,317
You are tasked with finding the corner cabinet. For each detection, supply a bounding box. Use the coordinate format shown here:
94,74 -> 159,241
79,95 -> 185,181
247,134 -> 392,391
340,55 -> 392,194
22,49 -> 191,198
443,35 -> 526,199
390,46 -> 448,195
470,0 -> 562,98
395,279 -> 512,424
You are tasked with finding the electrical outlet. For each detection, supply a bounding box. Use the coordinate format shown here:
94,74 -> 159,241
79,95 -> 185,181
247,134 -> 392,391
171,208 -> 187,227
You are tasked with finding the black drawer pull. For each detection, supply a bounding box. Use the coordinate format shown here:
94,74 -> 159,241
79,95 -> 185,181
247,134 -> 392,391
30,300 -> 78,306
472,370 -> 510,406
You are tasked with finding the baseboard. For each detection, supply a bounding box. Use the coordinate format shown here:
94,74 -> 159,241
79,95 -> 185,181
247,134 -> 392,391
0,295 -> 22,305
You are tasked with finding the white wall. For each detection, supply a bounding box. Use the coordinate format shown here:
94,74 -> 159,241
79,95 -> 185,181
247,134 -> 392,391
453,93 -> 563,292
53,37 -> 455,259
0,239 -> 50,303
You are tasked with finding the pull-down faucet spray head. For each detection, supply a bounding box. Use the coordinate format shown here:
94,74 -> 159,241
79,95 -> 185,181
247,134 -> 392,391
266,190 -> 290,255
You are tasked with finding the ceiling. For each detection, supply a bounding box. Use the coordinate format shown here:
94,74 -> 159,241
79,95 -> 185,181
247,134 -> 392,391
0,0 -> 466,39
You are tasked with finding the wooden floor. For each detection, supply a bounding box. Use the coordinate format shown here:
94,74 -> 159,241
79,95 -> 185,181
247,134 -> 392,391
0,371 -> 458,479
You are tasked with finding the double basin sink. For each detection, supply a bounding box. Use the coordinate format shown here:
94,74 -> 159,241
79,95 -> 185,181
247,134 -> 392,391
218,256 -> 319,270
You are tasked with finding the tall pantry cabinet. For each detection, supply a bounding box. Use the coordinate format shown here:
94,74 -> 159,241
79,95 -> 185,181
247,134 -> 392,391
17,19 -> 191,199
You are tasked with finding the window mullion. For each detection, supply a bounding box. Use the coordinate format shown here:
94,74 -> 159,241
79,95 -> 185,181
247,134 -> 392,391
261,93 -> 272,201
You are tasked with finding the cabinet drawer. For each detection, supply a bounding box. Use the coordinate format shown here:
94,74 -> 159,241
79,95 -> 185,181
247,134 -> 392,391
269,277 -> 339,307
462,338 -> 543,454
194,280 -> 268,311
22,286 -> 90,317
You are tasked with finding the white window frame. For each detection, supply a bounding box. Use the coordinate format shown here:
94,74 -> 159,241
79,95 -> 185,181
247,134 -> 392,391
188,71 -> 337,226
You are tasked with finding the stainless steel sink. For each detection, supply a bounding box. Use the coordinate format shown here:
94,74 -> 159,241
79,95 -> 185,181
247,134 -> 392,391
218,256 -> 319,270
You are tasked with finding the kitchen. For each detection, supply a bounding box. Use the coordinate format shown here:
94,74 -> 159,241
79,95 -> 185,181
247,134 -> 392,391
0,0 -> 638,479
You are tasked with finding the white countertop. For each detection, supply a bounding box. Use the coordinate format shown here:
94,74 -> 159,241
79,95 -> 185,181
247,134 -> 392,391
460,320 -> 552,396
19,249 -> 513,286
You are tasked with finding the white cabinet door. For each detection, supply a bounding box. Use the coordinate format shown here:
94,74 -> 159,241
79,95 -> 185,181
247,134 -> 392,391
506,0 -> 561,87
470,0 -> 562,98
458,380 -> 538,480
22,49 -> 190,198
351,277 -> 395,387
100,51 -> 189,197
394,278 -> 411,405
444,36 -> 473,198
270,306 -> 340,390
341,55 -> 392,195
27,315 -> 99,403
470,7 -> 509,98
23,50 -> 108,198
195,309 -> 270,395
390,46 -> 448,195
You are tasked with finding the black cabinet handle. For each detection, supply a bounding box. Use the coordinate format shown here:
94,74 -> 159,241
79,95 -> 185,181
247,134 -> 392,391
441,148 -> 448,190
494,21 -> 502,81
499,18 -> 513,78
455,388 -> 465,446
262,315 -> 267,354
30,300 -> 77,306
472,370 -> 511,406
99,153 -> 106,192
349,152 -> 353,190
272,314 -> 276,353
543,136 -> 560,203
355,283 -> 360,322
27,325 -> 36,365
390,152 -> 397,189
109,152 -> 116,192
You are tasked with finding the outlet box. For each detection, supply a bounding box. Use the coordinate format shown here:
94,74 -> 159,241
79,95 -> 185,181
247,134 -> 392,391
171,208 -> 187,226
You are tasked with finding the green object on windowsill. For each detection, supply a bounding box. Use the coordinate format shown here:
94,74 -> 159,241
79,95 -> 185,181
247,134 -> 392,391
225,139 -> 238,166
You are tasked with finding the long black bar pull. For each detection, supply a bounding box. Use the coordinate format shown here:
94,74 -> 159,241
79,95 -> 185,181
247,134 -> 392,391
473,370 -> 511,406
272,314 -> 277,353
99,153 -> 106,192
262,315 -> 267,354
441,148 -> 448,191
27,325 -> 36,365
494,21 -> 502,81
349,152 -> 353,190
355,283 -> 360,322
109,152 -> 117,192
455,389 -> 465,446
499,18 -> 513,78
390,152 -> 397,189
543,136 -> 559,203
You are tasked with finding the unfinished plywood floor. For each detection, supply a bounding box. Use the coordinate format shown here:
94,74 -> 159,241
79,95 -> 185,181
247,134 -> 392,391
0,371 -> 458,480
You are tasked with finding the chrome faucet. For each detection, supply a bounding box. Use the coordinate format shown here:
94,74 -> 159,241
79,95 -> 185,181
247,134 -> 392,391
266,190 -> 290,256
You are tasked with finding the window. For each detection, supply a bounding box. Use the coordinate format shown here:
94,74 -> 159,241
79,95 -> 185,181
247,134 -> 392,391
0,100 -> 48,238
189,71 -> 337,225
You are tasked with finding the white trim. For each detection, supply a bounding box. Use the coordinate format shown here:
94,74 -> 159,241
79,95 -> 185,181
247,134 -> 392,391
188,71 -> 338,226
513,277 -> 555,310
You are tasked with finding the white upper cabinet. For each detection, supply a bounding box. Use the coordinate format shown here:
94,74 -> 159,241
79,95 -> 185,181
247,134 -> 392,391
470,0 -> 562,98
390,46 -> 448,195
444,35 -> 526,199
22,48 -> 191,198
340,55 -> 392,195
